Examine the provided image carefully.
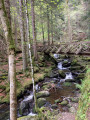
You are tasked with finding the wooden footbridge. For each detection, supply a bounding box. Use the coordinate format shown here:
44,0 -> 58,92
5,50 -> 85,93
38,41 -> 90,55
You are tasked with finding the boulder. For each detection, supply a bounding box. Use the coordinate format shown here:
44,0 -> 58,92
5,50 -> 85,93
65,79 -> 75,82
51,104 -> 58,109
36,91 -> 50,98
37,98 -> 46,108
19,94 -> 33,115
58,70 -> 66,78
70,97 -> 79,103
60,100 -> 68,106
69,107 -> 76,113
62,61 -> 71,67
55,99 -> 62,103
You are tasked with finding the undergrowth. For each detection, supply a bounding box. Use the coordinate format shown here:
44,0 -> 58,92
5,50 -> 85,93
76,67 -> 90,120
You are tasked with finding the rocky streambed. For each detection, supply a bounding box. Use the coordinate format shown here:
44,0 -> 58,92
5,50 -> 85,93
0,54 -> 86,120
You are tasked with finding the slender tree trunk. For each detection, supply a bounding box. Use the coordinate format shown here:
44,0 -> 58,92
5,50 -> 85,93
42,22 -> 45,45
66,0 -> 72,42
31,0 -> 38,60
40,7 -> 45,45
51,10 -> 53,45
47,5 -> 50,45
25,0 -> 38,112
14,14 -> 18,49
19,0 -> 27,72
0,1 -> 17,120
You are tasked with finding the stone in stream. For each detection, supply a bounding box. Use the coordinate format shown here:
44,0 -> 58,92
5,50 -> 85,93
65,79 -> 75,82
58,70 -> 66,78
51,104 -> 58,109
36,91 -> 50,98
62,61 -> 71,67
37,98 -> 46,108
19,94 -> 34,115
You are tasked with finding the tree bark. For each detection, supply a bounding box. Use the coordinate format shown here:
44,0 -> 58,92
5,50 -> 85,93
19,0 -> 27,72
31,0 -> 38,60
51,10 -> 53,45
0,0 -> 17,120
66,0 -> 72,42
47,5 -> 50,45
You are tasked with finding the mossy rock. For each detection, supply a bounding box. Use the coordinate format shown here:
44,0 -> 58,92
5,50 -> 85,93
38,98 -> 46,108
60,100 -> 68,106
17,116 -> 37,120
70,97 -> 79,103
51,104 -> 58,109
34,67 -> 39,73
65,79 -> 75,82
70,66 -> 83,71
63,82 -> 72,86
58,70 -> 66,78
55,99 -> 62,103
42,85 -> 50,90
76,73 -> 85,80
62,61 -> 71,67
71,59 -> 78,66
36,91 -> 50,98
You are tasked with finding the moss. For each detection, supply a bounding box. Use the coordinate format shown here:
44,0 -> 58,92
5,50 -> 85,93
63,82 -> 72,87
0,85 -> 6,90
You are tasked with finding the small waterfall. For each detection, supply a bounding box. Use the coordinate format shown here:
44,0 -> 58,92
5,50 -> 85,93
28,112 -> 37,116
35,84 -> 40,91
54,54 -> 59,59
23,93 -> 33,102
65,72 -> 73,80
58,62 -> 66,70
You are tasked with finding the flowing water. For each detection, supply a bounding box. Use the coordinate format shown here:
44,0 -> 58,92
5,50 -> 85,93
0,54 -> 80,119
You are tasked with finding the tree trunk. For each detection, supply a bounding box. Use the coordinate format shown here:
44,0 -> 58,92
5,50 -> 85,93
51,10 -> 53,45
19,0 -> 27,72
47,5 -> 50,45
25,0 -> 38,112
31,0 -> 38,60
0,1 -> 17,120
66,0 -> 72,42
14,14 -> 18,50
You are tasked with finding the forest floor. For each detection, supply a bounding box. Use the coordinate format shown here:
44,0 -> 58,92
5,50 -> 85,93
0,52 -> 54,103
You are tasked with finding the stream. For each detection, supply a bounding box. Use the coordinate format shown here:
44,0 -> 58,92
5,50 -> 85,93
0,54 -> 83,120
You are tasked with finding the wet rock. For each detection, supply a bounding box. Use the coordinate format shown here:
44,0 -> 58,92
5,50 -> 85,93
51,104 -> 58,109
60,100 -> 68,106
63,82 -> 72,86
76,73 -> 85,80
70,66 -> 84,71
62,61 -> 71,67
69,107 -> 76,113
19,94 -> 33,115
55,99 -> 62,103
38,98 -> 46,108
50,72 -> 59,78
65,79 -> 75,82
58,70 -> 66,78
36,91 -> 50,98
